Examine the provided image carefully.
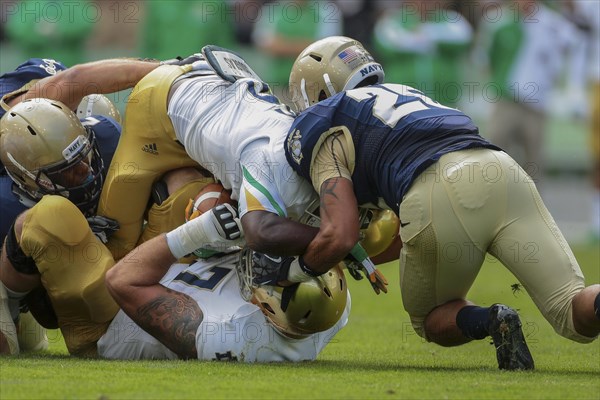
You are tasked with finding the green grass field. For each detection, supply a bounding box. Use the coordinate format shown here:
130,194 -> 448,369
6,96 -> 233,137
1,245 -> 598,400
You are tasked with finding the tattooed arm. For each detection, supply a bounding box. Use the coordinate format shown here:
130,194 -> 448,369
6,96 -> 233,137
105,234 -> 202,359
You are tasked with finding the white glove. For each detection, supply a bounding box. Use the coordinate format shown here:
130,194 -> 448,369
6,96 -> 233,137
166,204 -> 244,259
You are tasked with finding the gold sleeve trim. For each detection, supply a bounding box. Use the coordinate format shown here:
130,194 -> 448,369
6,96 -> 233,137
309,125 -> 356,192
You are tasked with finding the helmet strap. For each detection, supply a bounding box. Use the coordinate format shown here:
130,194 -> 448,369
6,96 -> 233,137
299,78 -> 311,110
280,283 -> 300,312
323,73 -> 337,98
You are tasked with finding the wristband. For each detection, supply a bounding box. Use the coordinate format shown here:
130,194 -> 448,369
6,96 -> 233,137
165,212 -> 220,259
287,256 -> 322,283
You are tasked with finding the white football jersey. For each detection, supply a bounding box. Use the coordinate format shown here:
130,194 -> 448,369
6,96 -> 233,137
167,71 -> 317,220
97,254 -> 350,361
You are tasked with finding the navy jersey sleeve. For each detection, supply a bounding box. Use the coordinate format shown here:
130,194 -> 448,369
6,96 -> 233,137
81,116 -> 121,174
0,58 -> 67,111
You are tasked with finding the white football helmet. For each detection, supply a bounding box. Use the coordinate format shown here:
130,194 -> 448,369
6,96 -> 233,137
289,36 -> 385,112
0,98 -> 104,215
76,94 -> 122,124
238,249 -> 347,338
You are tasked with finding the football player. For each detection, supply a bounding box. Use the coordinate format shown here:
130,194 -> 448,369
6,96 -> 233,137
97,47 -> 389,294
0,58 -> 129,356
0,58 -> 162,356
99,232 -> 350,361
282,36 -> 600,370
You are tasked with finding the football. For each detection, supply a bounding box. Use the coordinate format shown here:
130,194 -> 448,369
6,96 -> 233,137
185,182 -> 236,221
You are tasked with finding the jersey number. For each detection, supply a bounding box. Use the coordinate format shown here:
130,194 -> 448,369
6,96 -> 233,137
173,266 -> 231,291
346,84 -> 454,128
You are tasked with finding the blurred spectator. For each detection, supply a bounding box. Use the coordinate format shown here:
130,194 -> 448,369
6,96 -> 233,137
334,0 -> 382,49
5,0 -> 95,66
372,0 -> 473,107
140,0 -> 236,61
231,0 -> 269,45
563,0 -> 600,240
478,0 -> 586,186
87,0 -> 141,56
252,0 -> 342,100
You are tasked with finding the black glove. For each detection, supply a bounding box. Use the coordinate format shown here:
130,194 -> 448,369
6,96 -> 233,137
87,216 -> 119,244
251,253 -> 298,286
344,259 -> 364,281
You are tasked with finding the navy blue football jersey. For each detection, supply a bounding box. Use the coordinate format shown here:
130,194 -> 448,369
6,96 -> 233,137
285,84 -> 501,212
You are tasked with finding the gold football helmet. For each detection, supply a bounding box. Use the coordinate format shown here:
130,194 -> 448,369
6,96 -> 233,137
76,94 -> 122,124
239,249 -> 347,338
299,200 -> 399,258
0,98 -> 104,215
289,36 -> 384,112
359,209 -> 400,257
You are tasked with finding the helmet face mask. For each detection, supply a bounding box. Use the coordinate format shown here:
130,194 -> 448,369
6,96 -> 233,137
0,99 -> 105,216
289,36 -> 385,112
238,249 -> 347,338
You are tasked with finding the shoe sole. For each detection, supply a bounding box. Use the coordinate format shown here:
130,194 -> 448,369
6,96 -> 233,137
490,306 -> 535,370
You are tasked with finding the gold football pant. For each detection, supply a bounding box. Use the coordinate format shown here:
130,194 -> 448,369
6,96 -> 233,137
98,64 -> 206,260
21,196 -> 118,357
399,148 -> 590,343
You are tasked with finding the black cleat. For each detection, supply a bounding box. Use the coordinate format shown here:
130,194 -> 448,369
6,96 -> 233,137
488,304 -> 534,370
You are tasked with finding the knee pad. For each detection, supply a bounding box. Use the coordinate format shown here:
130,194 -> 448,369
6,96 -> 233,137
24,196 -> 89,246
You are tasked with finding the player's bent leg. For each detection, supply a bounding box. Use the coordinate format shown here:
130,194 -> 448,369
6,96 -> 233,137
571,284 -> 600,339
489,151 -> 594,343
21,196 -> 119,357
99,65 -> 198,259
400,151 -> 489,342
423,299 -> 474,346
